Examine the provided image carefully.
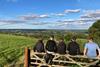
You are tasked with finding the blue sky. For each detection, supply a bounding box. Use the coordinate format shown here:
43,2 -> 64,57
0,0 -> 100,29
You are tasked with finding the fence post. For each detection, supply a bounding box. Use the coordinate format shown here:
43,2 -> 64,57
24,47 -> 30,67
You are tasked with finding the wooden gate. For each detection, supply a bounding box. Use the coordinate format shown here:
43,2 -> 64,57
24,48 -> 100,67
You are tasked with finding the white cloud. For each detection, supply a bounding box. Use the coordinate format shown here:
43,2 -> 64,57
82,10 -> 95,13
81,10 -> 100,22
56,17 -> 95,28
76,18 -> 95,22
64,9 -> 80,13
46,21 -> 90,29
1,9 -> 99,29
82,10 -> 100,17
20,14 -> 49,20
39,15 -> 49,18
55,13 -> 65,16
0,19 -> 26,24
80,15 -> 92,18
31,22 -> 48,25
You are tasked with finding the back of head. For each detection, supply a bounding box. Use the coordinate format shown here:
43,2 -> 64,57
87,36 -> 93,42
38,39 -> 42,43
38,37 -> 43,43
71,36 -> 77,42
59,37 -> 64,42
50,35 -> 54,40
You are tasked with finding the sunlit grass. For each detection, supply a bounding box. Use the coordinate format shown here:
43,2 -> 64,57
0,34 -> 37,66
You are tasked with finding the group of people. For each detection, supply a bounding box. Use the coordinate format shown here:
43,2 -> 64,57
33,35 -> 100,64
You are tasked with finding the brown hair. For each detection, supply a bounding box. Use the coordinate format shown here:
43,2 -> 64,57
87,36 -> 93,40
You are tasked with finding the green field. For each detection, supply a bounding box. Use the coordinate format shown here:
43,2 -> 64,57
0,34 -> 87,67
0,34 -> 37,67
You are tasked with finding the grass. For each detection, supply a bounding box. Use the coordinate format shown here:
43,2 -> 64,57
0,34 -> 37,67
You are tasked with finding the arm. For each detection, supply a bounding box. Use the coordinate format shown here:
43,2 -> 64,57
76,43 -> 81,55
42,43 -> 45,52
98,49 -> 100,57
40,42 -> 45,52
64,43 -> 67,53
33,44 -> 36,52
54,41 -> 57,52
96,44 -> 100,57
45,41 -> 49,51
67,43 -> 71,54
64,43 -> 67,52
84,44 -> 88,56
67,43 -> 70,51
84,48 -> 87,56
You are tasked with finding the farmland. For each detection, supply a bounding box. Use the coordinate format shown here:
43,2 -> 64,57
0,34 -> 37,67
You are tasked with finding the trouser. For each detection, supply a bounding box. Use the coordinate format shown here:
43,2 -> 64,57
44,53 -> 54,65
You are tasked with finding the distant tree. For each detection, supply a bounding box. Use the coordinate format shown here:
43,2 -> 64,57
89,20 -> 100,44
76,33 -> 87,39
89,20 -> 100,33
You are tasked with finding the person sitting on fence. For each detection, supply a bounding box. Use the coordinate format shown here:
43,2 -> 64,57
57,37 -> 66,54
33,38 -> 45,52
44,35 -> 57,64
67,36 -> 80,55
84,36 -> 100,59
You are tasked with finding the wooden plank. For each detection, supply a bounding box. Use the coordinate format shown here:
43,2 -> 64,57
85,60 -> 100,67
31,62 -> 69,67
53,60 -> 88,65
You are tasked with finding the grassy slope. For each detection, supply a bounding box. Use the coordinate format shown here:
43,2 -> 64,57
0,34 -> 87,67
0,34 -> 37,67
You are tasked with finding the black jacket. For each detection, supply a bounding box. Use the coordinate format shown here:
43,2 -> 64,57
67,41 -> 80,55
34,41 -> 45,52
57,41 -> 66,54
46,40 -> 57,52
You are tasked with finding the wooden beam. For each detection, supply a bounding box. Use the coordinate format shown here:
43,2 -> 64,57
24,47 -> 30,67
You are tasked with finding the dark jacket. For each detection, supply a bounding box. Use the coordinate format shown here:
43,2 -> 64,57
34,40 -> 45,52
67,41 -> 80,55
46,40 -> 57,52
57,41 -> 66,54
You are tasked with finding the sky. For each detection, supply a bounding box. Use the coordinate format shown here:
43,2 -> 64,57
0,0 -> 100,29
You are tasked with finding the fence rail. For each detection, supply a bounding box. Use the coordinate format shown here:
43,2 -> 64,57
24,47 -> 100,67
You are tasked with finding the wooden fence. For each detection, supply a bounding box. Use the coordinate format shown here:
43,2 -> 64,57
24,47 -> 100,67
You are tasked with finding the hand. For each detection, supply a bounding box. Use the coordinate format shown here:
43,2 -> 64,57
83,55 -> 87,57
97,55 -> 100,59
